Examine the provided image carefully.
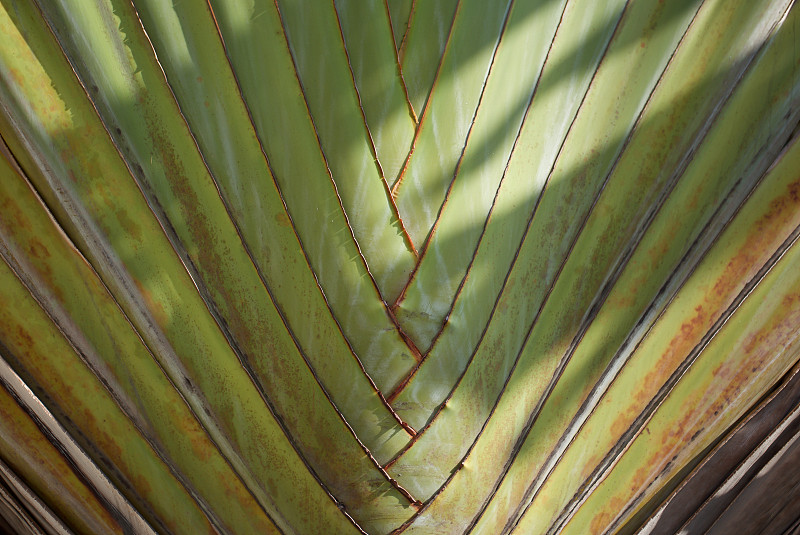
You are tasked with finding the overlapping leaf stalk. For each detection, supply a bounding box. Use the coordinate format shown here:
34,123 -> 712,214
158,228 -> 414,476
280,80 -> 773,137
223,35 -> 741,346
0,0 -> 799,533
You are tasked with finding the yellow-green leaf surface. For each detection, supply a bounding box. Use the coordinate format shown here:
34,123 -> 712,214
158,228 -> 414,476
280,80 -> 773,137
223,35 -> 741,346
1,0 -> 799,533
399,0 -> 459,120
533,132 -> 800,534
387,0 -> 415,55
205,0 -> 421,394
0,1 -> 384,532
393,0 -> 513,247
0,245 -> 213,535
0,137 -> 282,535
390,0 -> 691,428
0,364 -> 129,535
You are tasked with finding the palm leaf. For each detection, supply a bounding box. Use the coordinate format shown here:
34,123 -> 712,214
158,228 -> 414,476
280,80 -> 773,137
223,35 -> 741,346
1,0 -> 799,533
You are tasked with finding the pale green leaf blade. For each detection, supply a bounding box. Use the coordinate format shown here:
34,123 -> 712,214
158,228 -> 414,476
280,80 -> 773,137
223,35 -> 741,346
0,260 -> 210,534
126,0 -> 414,466
0,142 -> 283,535
557,135 -> 800,535
399,0 -> 459,118
390,0 -> 794,530
274,0 -> 417,301
391,0 -> 568,352
388,0 -> 415,53
393,0 -> 513,246
391,0 -> 655,430
335,0 -> 417,185
208,0 -> 421,395
0,2 -> 368,530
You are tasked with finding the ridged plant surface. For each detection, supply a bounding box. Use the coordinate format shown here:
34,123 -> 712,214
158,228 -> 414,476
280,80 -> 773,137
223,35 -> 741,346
1,0 -> 800,534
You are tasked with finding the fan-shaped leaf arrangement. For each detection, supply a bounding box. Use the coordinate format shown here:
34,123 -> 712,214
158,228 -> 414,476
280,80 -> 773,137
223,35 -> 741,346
1,0 -> 800,533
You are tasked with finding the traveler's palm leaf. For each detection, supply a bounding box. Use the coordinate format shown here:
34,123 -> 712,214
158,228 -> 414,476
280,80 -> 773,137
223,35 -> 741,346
1,0 -> 800,534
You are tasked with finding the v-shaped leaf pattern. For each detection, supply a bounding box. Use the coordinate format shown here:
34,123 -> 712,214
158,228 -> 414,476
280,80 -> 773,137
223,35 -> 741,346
1,0 -> 800,534
396,0 -> 460,124
336,0 -> 417,188
386,0 -> 414,59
